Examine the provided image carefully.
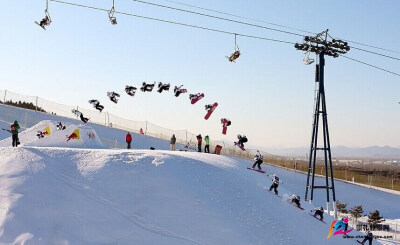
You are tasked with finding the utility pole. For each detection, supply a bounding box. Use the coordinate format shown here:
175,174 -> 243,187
295,29 -> 350,218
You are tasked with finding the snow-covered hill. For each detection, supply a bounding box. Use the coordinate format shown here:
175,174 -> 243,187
0,147 -> 367,244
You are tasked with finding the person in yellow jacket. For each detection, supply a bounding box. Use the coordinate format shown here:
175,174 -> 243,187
204,135 -> 210,153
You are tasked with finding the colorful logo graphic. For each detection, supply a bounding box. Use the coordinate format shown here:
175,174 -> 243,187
327,217 -> 353,238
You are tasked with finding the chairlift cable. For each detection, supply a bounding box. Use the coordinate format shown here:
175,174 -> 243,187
342,55 -> 400,77
49,0 -> 296,45
156,0 -> 400,54
351,47 -> 400,62
47,0 -> 400,77
131,0 -> 304,37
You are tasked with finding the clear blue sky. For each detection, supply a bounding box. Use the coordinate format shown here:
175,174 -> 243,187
1,0 -> 399,148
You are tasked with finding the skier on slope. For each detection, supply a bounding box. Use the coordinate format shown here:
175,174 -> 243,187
252,150 -> 263,170
56,122 -> 66,130
107,92 -> 120,103
237,134 -> 248,148
126,132 -> 132,149
71,109 -> 89,124
10,121 -> 20,147
204,135 -> 210,153
196,134 -> 202,152
88,99 -> 104,112
125,86 -> 137,96
312,207 -> 324,221
359,231 -> 373,245
157,82 -> 170,93
269,174 -> 280,195
291,194 -> 301,208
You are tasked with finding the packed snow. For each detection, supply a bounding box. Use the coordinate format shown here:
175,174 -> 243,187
0,147 -> 372,244
0,106 -> 399,244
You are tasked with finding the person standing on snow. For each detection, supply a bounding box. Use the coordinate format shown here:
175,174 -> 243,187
170,134 -> 176,151
252,150 -> 263,170
204,135 -> 210,153
10,121 -> 20,147
196,134 -> 202,152
126,132 -> 132,149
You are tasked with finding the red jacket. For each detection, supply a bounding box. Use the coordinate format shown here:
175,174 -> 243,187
126,133 -> 132,143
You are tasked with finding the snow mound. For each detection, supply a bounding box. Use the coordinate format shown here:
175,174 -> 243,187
0,120 -> 57,147
25,124 -> 105,149
0,147 -> 370,245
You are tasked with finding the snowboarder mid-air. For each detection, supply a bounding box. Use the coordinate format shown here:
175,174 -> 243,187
88,100 -> 104,112
107,92 -> 120,103
237,134 -> 248,147
140,82 -> 156,92
252,150 -> 263,170
312,207 -> 324,221
157,82 -> 170,93
56,122 -> 66,130
174,85 -> 187,97
269,174 -> 280,195
125,86 -> 137,96
291,195 -> 301,208
71,109 -> 89,124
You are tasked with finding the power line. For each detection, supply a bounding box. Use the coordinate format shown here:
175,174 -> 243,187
49,0 -> 296,45
342,55 -> 400,77
157,0 -> 400,55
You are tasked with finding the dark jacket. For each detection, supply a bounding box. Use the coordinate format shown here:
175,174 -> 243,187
170,135 -> 176,144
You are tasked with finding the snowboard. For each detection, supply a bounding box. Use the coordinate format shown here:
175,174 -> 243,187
234,142 -> 245,151
309,213 -> 326,223
247,167 -> 265,174
266,189 -> 281,198
286,199 -> 304,210
221,118 -> 228,135
204,103 -> 218,120
191,93 -> 204,104
35,21 -> 46,30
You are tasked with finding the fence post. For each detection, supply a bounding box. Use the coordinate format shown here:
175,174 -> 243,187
24,111 -> 27,128
35,96 -> 38,112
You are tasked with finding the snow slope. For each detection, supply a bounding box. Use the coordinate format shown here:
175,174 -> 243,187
0,147 -> 370,244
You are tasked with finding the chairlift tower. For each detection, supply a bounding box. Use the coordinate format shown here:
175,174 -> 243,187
295,30 -> 350,218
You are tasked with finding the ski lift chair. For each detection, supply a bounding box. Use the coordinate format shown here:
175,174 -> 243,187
108,7 -> 117,25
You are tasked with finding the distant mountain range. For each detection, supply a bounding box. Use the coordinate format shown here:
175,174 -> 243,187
263,145 -> 400,159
